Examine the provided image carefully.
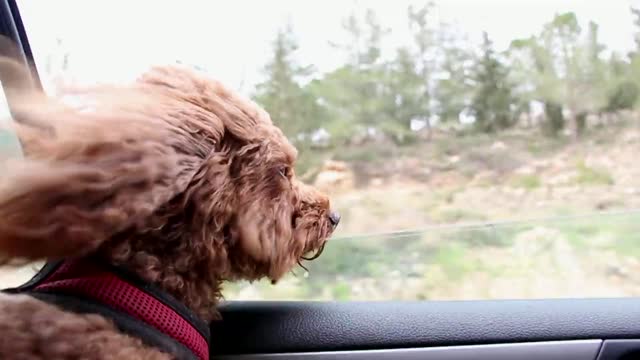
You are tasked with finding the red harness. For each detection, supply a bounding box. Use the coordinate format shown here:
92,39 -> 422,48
4,259 -> 210,360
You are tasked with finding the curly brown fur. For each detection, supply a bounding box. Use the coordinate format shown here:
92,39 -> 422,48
0,50 -> 337,358
0,293 -> 169,360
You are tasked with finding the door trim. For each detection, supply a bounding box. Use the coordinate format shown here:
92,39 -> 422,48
217,340 -> 602,360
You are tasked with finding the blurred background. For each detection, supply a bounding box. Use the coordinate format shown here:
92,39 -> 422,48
4,0 -> 640,302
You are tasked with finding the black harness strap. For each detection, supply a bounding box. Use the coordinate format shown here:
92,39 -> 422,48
2,261 -> 207,360
30,292 -> 198,360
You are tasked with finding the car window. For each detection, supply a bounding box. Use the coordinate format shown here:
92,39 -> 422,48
10,0 -> 640,301
0,83 -> 43,288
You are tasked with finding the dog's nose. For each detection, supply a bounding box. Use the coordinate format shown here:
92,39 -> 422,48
329,211 -> 341,227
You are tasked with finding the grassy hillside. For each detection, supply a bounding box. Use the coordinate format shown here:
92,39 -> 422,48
224,117 -> 640,301
1,118 -> 639,302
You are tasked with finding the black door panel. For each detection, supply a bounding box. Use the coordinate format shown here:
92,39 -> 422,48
212,300 -> 640,356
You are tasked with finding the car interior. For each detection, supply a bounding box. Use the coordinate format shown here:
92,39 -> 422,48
2,0 -> 640,359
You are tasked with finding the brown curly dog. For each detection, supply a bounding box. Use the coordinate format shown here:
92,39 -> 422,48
0,57 -> 338,359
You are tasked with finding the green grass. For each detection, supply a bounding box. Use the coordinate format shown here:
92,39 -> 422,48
574,161 -> 614,185
331,281 -> 352,300
510,174 -> 542,189
304,237 -> 384,278
222,211 -> 640,301
432,243 -> 478,281
525,136 -> 568,155
559,222 -> 603,249
554,213 -> 640,258
603,219 -> 640,259
443,226 -> 518,248
615,234 -> 640,259
222,122 -> 640,301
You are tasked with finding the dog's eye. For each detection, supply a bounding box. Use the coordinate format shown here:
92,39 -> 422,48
278,166 -> 291,179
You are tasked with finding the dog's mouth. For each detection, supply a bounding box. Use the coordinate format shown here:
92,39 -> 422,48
270,242 -> 327,285
290,212 -> 328,262
296,238 -> 327,273
301,242 -> 325,261
298,212 -> 335,264
293,243 -> 324,276
270,212 -> 333,285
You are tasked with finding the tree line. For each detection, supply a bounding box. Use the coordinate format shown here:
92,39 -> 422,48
253,4 -> 640,147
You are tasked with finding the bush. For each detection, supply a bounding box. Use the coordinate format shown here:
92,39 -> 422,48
605,81 -> 640,112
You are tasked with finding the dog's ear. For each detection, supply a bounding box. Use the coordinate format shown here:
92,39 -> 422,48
0,60 -> 205,262
137,65 -> 271,144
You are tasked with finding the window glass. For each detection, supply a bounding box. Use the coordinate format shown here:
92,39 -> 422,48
0,83 -> 42,288
14,0 -> 640,300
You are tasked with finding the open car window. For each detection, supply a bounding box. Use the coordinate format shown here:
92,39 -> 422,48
6,0 -> 640,304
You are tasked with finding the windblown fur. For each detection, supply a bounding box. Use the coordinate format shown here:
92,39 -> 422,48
0,42 -> 336,358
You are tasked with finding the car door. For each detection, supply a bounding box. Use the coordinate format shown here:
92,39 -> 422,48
3,1 -> 640,359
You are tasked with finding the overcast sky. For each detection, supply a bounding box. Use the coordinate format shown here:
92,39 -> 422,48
17,0 -> 640,94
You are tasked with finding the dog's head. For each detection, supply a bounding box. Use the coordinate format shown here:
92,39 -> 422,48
0,63 -> 338,311
132,66 -> 339,283
222,150 -> 338,281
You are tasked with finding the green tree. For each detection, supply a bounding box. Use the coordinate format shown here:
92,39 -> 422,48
308,66 -> 369,143
541,12 -> 582,138
541,13 -> 609,137
434,24 -> 475,124
406,3 -> 435,136
331,9 -> 388,68
633,7 -> 640,51
379,47 -> 424,142
313,9 -> 402,142
542,101 -> 565,136
626,6 -> 640,109
253,24 -> 325,140
580,22 -> 608,112
573,21 -> 608,133
509,13 -> 609,137
469,32 -> 516,132
605,81 -> 639,112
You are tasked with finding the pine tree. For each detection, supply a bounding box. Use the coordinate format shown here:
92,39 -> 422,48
625,6 -> 640,109
253,24 -> 325,140
315,9 -> 393,141
541,12 -> 583,139
407,3 -> 434,136
379,47 -> 423,142
470,32 -> 516,132
434,24 -> 474,124
633,7 -> 640,52
508,12 -> 611,137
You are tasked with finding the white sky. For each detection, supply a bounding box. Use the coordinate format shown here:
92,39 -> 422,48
17,0 -> 640,95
